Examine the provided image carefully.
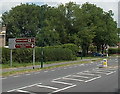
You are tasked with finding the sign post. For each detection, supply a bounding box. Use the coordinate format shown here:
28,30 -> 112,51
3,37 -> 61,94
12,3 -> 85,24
33,48 -> 35,69
9,38 -> 35,68
10,49 -> 12,67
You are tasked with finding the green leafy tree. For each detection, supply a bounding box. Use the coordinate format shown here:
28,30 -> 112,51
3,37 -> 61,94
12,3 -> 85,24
2,3 -> 41,39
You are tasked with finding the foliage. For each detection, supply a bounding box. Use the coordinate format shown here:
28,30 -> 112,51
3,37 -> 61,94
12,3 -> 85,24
1,2 -> 118,56
2,45 -> 76,64
108,48 -> 120,54
61,43 -> 79,55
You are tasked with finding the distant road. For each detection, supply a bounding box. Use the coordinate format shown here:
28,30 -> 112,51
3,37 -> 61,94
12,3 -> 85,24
2,57 -> 118,93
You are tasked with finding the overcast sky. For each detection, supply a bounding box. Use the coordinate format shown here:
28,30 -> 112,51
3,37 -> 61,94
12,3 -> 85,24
0,0 -> 119,27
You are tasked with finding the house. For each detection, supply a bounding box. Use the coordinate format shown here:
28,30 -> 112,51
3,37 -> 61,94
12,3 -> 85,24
0,26 -> 6,47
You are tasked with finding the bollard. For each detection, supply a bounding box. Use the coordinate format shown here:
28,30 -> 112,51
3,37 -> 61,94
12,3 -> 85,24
103,59 -> 107,67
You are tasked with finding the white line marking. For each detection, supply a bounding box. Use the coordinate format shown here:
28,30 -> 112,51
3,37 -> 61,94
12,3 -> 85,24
81,64 -> 84,66
2,77 -> 7,80
52,80 -> 73,85
13,75 -> 20,78
36,85 -> 59,90
44,71 -> 48,72
93,69 -> 115,73
72,75 -> 89,78
7,83 -> 42,92
85,76 -> 101,82
62,75 -> 71,78
16,90 -> 29,93
77,72 -> 96,76
106,72 -> 115,75
35,72 -> 40,74
63,77 -> 84,82
25,74 -> 31,75
52,78 -> 62,81
51,70 -> 55,71
50,85 -> 76,94
74,66 -> 77,67
64,68 -> 67,69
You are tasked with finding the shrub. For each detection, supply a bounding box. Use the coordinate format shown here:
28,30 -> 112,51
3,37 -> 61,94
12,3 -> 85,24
61,44 -> 79,55
2,45 -> 77,64
2,47 -> 10,64
43,47 -> 76,61
108,48 -> 120,54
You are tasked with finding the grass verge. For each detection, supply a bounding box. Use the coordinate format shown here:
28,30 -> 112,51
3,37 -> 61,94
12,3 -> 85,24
2,58 -> 102,77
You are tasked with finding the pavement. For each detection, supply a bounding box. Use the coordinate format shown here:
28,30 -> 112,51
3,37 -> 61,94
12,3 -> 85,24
2,58 -> 100,73
2,56 -> 119,93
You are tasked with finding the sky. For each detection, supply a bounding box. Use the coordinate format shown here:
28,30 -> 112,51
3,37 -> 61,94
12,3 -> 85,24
0,0 -> 119,27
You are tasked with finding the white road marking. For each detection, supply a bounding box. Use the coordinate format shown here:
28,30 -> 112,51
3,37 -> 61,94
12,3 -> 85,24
106,71 -> 115,75
50,85 -> 76,94
44,71 -> 48,72
93,69 -> 116,73
71,75 -> 89,78
85,76 -> 101,82
2,77 -> 7,80
77,72 -> 97,76
16,90 -> 30,93
91,71 -> 109,74
13,75 -> 20,78
51,70 -> 55,71
7,83 -> 42,92
25,74 -> 31,75
74,66 -> 77,67
52,78 -> 62,81
63,77 -> 84,82
64,68 -> 67,69
52,80 -> 73,85
36,85 -> 59,90
81,64 -> 84,66
35,72 -> 40,74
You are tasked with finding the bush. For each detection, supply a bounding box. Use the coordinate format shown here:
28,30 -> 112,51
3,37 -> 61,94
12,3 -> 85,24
2,45 -> 77,64
61,44 -> 79,55
108,48 -> 120,54
2,47 -> 10,64
43,47 -> 76,61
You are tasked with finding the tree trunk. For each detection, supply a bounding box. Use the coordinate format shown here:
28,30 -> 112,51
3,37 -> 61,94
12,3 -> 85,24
101,44 -> 104,54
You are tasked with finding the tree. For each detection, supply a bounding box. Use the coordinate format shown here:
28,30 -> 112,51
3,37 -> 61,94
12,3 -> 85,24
36,27 -> 60,47
2,3 -> 41,40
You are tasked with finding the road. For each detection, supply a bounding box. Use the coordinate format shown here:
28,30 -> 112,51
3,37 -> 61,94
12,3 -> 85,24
2,56 -> 119,94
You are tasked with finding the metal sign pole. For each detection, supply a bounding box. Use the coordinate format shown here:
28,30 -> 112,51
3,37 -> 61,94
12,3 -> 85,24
10,49 -> 12,67
41,47 -> 43,68
33,47 -> 35,69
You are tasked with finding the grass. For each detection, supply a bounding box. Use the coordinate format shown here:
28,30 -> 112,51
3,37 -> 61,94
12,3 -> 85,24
1,58 -> 102,77
1,60 -> 70,69
1,56 -> 101,69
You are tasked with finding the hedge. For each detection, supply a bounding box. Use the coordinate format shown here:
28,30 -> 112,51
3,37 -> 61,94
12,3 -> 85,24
2,44 -> 77,64
108,48 -> 120,54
